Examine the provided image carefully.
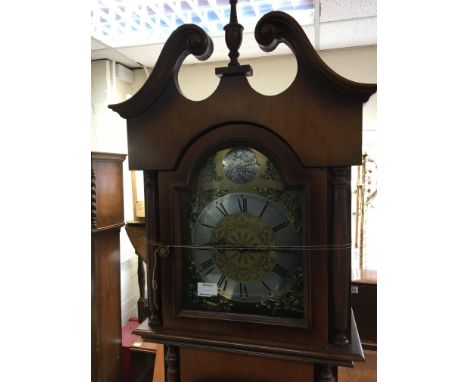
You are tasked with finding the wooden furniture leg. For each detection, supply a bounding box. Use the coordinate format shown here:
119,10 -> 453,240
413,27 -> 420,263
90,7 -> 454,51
165,345 -> 179,382
152,344 -> 165,382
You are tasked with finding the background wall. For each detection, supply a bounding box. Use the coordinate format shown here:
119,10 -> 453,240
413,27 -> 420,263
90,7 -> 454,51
91,44 -> 377,325
92,61 -> 148,325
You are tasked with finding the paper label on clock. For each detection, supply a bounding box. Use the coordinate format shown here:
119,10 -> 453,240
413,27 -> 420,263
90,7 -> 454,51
197,282 -> 218,297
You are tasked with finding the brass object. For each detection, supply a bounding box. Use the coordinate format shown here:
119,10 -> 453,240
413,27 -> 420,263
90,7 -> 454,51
211,213 -> 276,282
156,244 -> 170,258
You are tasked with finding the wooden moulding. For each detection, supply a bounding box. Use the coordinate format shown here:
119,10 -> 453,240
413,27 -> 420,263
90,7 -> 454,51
109,12 -> 377,171
329,167 -> 352,346
108,24 -> 213,120
144,171 -> 163,326
91,167 -> 97,229
254,12 -> 376,102
134,311 -> 364,368
155,124 -> 329,345
91,152 -> 126,232
91,152 -> 127,382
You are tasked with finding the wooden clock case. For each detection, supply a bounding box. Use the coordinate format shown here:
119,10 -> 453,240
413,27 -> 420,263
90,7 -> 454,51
110,6 -> 376,381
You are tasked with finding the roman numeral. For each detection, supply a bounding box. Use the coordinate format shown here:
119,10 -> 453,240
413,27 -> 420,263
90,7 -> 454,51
237,196 -> 247,212
239,283 -> 248,298
272,221 -> 289,232
217,274 -> 228,291
261,280 -> 271,292
215,202 -> 229,217
200,222 -> 214,229
200,258 -> 214,271
259,201 -> 269,218
273,264 -> 290,279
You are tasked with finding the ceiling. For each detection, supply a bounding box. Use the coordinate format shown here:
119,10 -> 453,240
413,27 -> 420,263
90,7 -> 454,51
91,0 -> 376,69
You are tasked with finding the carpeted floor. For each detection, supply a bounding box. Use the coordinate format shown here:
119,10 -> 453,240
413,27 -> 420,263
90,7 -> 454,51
339,350 -> 376,382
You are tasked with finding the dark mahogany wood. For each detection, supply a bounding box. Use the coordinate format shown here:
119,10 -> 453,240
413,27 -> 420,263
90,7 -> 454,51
180,347 -> 315,382
92,152 -> 126,229
135,311 -> 364,368
316,363 -> 338,382
255,12 -> 376,102
154,124 -> 328,346
351,276 -> 377,350
108,25 -> 213,120
91,168 -> 97,229
109,6 -> 376,381
329,167 -> 352,346
144,171 -> 163,326
165,345 -> 180,382
224,0 -> 243,67
111,71 -> 369,171
109,14 -> 376,171
91,152 -> 126,382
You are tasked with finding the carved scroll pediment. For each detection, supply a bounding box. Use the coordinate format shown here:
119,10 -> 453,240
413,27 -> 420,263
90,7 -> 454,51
109,7 -> 377,171
255,11 -> 376,102
109,24 -> 213,119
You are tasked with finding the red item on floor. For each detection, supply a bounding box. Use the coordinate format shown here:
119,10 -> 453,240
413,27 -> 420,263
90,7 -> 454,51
122,317 -> 141,382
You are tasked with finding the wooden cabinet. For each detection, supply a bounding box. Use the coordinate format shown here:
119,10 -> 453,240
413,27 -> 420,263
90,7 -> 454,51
91,152 -> 126,382
179,348 -> 315,382
351,270 -> 377,350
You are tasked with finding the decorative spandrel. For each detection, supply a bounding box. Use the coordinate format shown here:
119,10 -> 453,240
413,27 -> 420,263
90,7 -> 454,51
180,147 -> 304,319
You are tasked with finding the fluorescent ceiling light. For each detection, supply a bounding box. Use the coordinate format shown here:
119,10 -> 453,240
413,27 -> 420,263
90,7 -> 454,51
91,0 -> 315,48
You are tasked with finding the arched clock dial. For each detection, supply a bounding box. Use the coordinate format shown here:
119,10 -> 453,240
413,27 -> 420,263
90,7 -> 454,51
192,193 -> 300,302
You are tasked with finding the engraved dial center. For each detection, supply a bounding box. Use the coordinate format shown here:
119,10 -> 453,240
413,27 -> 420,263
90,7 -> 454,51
211,213 -> 276,282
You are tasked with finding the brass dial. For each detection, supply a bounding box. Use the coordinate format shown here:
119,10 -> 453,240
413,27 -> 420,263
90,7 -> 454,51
192,193 -> 300,302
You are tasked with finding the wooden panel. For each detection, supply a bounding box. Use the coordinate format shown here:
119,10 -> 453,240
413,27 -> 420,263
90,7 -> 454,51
135,313 -> 364,366
126,74 -> 363,171
329,167 -> 352,345
108,13 -> 376,171
154,125 -> 329,348
351,283 -> 377,347
92,229 -> 123,382
92,152 -> 126,229
91,152 -> 126,382
179,347 -> 315,382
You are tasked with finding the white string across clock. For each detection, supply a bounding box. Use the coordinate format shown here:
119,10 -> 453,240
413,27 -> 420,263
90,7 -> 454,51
145,239 -> 352,255
147,240 -> 352,308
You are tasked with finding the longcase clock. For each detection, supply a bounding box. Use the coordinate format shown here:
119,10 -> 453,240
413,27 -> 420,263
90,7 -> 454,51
110,1 -> 376,381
